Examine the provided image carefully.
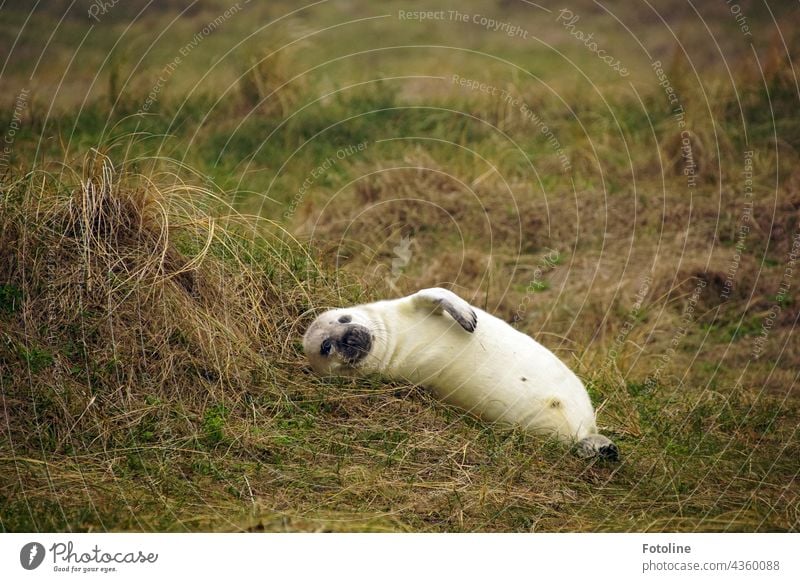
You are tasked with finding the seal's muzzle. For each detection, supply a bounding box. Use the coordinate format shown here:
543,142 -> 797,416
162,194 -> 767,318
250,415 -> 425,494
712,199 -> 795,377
336,324 -> 372,364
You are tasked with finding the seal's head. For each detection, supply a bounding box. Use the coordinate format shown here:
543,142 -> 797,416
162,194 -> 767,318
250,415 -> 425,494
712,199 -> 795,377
303,309 -> 374,375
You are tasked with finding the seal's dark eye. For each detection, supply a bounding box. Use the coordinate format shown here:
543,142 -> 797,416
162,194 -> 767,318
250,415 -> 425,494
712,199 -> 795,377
338,314 -> 352,323
320,338 -> 333,356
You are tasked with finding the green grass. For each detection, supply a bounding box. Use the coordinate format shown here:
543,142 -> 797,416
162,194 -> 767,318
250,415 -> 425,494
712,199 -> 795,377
0,284 -> 22,315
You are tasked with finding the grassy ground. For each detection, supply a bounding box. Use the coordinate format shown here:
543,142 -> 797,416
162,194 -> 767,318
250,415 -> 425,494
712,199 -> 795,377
1,0 -> 798,531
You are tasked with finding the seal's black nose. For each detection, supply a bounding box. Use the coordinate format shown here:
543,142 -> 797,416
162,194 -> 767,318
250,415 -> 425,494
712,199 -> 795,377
337,325 -> 372,363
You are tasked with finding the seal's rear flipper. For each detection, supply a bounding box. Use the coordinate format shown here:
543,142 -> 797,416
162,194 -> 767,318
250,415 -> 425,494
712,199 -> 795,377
575,434 -> 619,461
409,288 -> 478,333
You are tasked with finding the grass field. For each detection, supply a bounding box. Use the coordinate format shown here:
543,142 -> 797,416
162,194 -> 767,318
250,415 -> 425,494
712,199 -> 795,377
1,0 -> 798,532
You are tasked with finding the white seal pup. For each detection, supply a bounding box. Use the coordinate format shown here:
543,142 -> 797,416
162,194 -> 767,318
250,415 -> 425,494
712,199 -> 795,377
303,287 -> 618,460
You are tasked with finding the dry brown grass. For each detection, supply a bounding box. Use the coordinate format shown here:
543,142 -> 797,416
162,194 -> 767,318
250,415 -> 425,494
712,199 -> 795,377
1,150 -> 299,411
0,151 -> 332,529
239,43 -> 309,120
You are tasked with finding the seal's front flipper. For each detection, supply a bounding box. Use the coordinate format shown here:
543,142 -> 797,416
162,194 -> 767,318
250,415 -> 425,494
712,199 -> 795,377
409,288 -> 478,333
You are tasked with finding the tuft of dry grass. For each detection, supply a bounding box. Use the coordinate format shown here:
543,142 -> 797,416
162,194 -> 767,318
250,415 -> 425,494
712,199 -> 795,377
239,44 -> 309,120
1,151 -> 334,530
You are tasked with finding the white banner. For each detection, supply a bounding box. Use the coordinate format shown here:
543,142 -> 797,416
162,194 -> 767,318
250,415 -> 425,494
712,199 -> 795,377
2,533 -> 797,581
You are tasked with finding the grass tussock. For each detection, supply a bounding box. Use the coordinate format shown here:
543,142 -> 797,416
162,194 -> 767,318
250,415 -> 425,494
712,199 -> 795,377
239,44 -> 309,120
1,151 -> 305,413
0,152 -> 333,529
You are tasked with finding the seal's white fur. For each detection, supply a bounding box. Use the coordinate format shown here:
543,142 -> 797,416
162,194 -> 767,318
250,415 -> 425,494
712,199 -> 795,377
304,288 -> 617,458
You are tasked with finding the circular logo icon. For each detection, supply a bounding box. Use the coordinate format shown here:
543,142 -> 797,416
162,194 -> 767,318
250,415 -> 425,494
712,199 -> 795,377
20,542 -> 46,570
